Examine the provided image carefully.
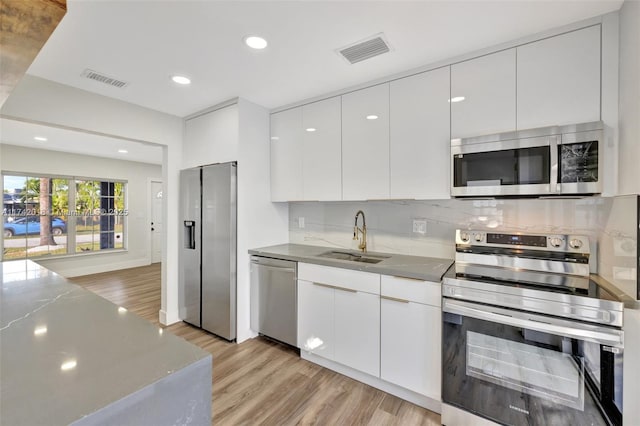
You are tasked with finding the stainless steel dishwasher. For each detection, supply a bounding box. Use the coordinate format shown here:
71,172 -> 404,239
250,256 -> 297,347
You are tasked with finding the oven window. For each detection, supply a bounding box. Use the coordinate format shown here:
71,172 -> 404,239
466,331 -> 585,410
453,146 -> 550,187
442,312 -> 621,426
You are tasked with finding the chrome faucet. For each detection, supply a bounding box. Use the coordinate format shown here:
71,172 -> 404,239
353,210 -> 367,252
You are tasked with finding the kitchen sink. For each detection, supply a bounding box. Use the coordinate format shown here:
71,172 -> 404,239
317,250 -> 389,264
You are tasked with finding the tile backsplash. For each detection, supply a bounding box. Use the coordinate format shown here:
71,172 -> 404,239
289,197 -> 638,299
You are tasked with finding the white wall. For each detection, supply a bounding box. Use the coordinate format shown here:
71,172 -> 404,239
0,75 -> 183,325
618,0 -> 640,196
1,144 -> 161,276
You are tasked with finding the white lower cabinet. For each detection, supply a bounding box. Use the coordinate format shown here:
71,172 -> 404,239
297,279 -> 334,360
380,275 -> 441,399
297,263 -> 441,407
297,263 -> 380,376
334,289 -> 380,377
380,297 -> 441,398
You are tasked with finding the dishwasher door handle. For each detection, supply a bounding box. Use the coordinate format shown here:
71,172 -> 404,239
250,262 -> 296,273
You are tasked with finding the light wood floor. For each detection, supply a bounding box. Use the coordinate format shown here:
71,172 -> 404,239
70,264 -> 441,426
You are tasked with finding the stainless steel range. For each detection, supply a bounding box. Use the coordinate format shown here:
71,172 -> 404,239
442,230 -> 624,426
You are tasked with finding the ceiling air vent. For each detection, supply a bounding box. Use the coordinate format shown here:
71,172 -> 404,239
337,33 -> 392,65
81,69 -> 128,88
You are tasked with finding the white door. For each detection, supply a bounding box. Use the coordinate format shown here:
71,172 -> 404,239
297,279 -> 334,359
270,107 -> 304,201
150,180 -> 163,264
341,83 -> 390,200
380,298 -> 441,398
517,25 -> 601,129
390,67 -> 451,199
334,289 -> 380,377
302,97 -> 342,201
451,49 -> 516,139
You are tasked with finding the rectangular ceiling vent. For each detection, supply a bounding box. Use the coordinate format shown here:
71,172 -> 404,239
337,33 -> 392,65
81,69 -> 128,88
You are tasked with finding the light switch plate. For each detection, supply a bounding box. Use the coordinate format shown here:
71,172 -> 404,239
298,217 -> 305,228
413,219 -> 427,235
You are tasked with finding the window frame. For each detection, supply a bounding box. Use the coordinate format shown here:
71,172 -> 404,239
2,171 -> 128,261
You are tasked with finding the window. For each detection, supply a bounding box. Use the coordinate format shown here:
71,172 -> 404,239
2,173 -> 126,260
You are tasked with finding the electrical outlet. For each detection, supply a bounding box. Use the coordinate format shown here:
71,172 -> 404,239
298,217 -> 305,228
412,219 -> 427,235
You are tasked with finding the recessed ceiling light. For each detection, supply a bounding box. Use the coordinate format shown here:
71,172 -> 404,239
244,36 -> 268,50
366,115 -> 378,120
34,136 -> 47,141
118,149 -> 128,154
448,96 -> 465,103
305,128 -> 317,132
171,75 -> 191,85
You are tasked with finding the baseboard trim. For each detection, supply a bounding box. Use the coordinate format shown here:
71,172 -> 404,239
301,351 -> 441,413
37,257 -> 150,278
159,309 -> 180,326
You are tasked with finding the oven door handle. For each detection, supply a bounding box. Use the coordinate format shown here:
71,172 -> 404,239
443,299 -> 623,347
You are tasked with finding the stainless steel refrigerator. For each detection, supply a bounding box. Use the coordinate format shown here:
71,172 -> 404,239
179,162 -> 236,341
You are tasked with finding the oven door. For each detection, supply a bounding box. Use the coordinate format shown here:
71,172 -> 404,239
442,298 -> 623,426
451,136 -> 557,197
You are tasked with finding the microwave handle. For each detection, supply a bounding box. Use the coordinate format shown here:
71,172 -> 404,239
550,135 -> 559,194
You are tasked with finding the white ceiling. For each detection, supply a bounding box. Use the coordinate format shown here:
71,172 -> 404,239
26,0 -> 623,118
0,118 -> 163,165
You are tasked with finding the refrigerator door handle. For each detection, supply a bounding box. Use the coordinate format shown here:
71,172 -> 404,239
184,220 -> 196,249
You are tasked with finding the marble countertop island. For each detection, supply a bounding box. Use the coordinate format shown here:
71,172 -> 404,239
0,260 -> 211,426
249,243 -> 454,282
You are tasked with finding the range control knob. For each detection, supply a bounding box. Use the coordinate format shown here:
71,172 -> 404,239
549,237 -> 563,248
459,232 -> 470,243
474,233 -> 483,242
569,239 -> 583,249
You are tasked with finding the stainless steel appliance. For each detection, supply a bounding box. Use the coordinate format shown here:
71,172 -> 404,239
179,162 -> 236,341
250,256 -> 297,346
442,230 -> 624,426
451,121 -> 603,197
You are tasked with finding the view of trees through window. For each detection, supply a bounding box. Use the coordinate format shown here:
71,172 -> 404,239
2,174 -> 126,260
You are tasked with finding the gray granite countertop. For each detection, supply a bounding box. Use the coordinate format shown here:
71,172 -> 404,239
0,260 -> 211,426
249,244 -> 454,282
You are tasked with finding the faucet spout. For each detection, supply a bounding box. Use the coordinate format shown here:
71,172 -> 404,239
353,210 -> 367,252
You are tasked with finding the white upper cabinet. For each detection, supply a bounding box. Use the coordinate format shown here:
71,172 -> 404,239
517,25 -> 601,130
302,97 -> 342,201
183,104 -> 239,169
451,49 -> 517,139
390,67 -> 450,199
270,107 -> 303,202
342,84 -> 390,200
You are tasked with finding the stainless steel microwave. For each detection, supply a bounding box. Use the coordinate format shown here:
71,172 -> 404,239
451,121 -> 603,197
